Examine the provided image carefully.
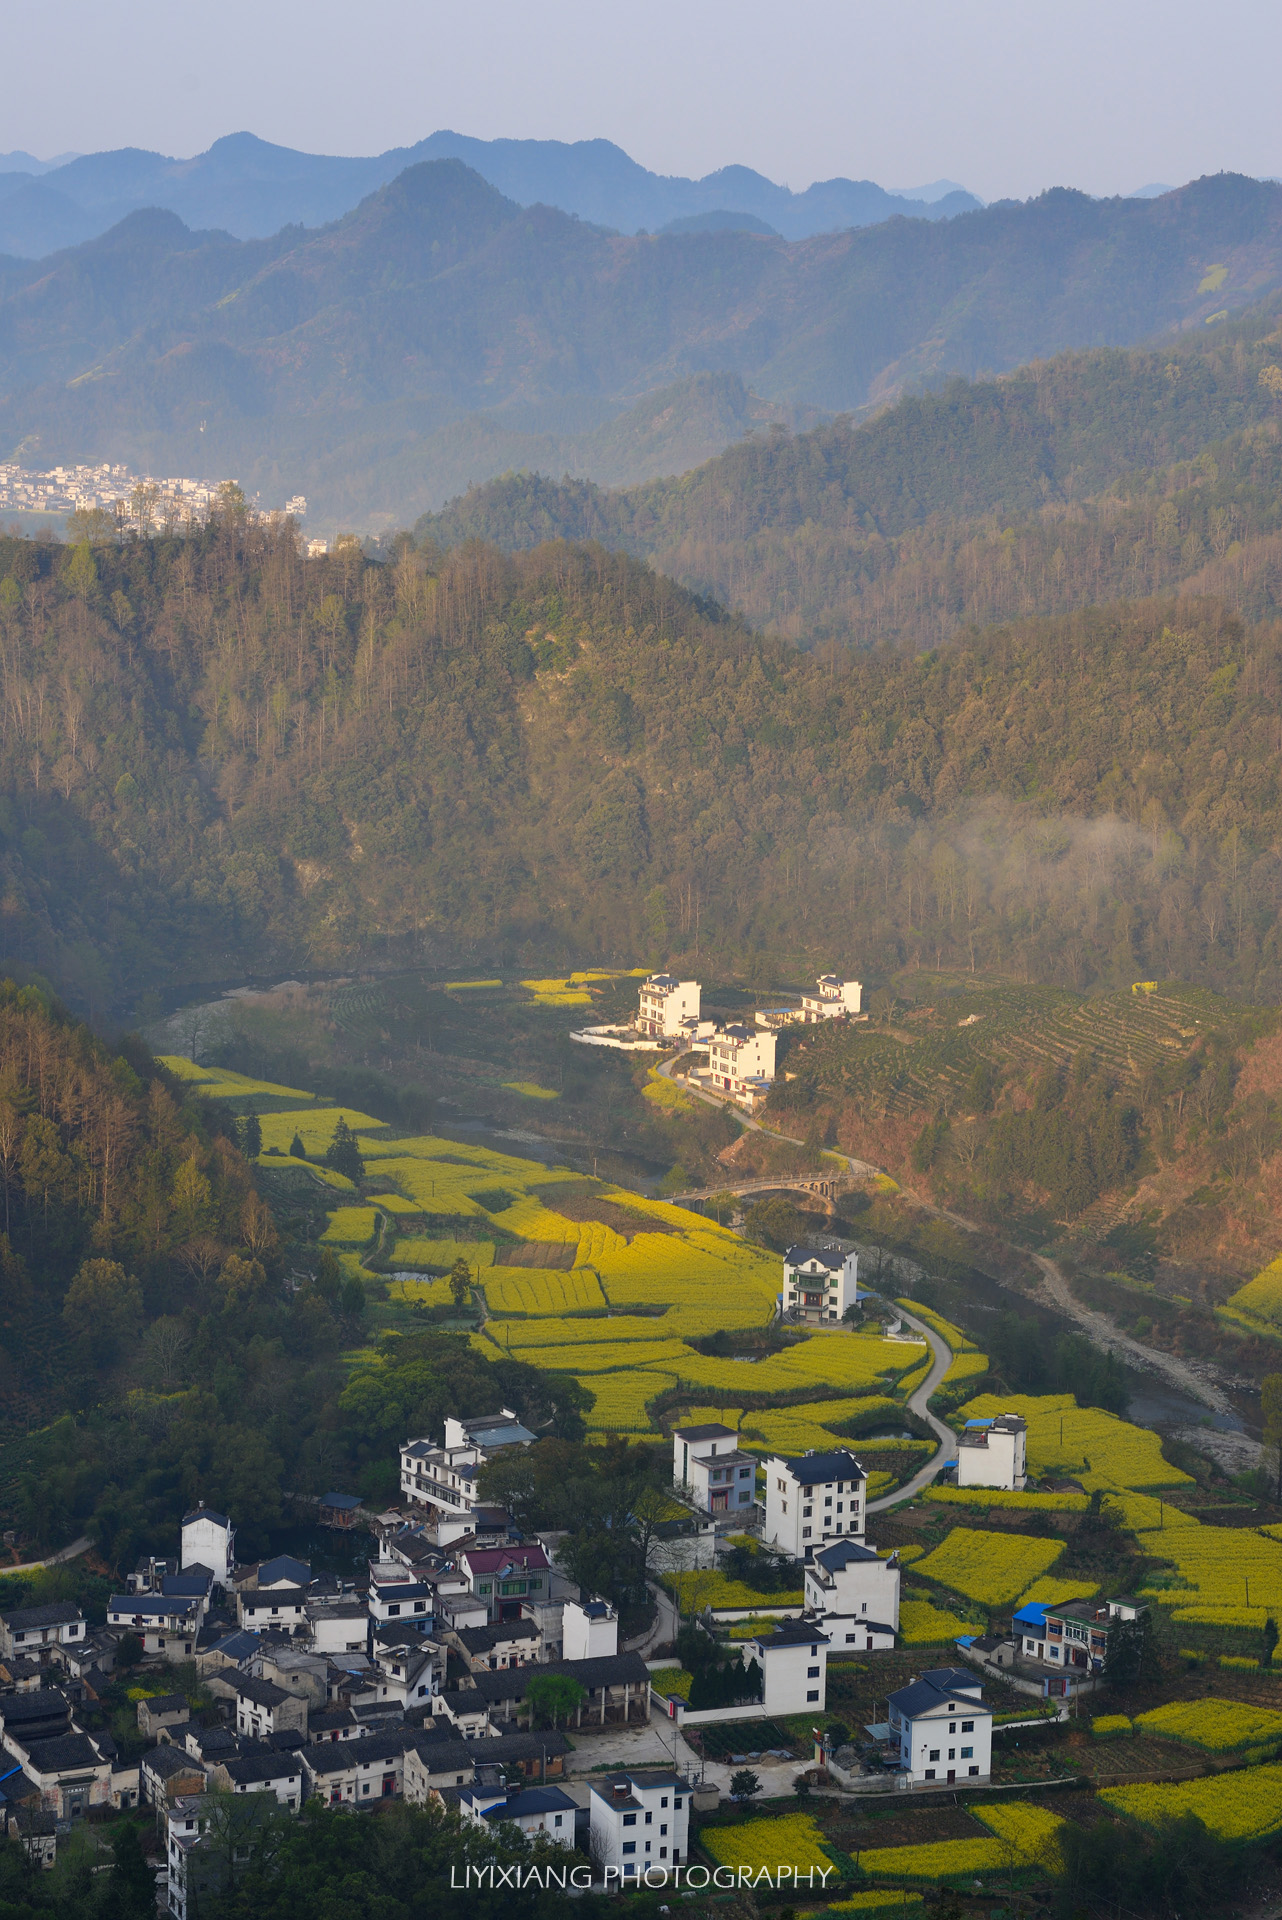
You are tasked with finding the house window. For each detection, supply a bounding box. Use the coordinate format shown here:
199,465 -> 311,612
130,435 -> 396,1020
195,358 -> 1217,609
622,1842 -> 636,1856
968,1765 -> 979,1776
960,1746 -> 973,1758
807,1666 -> 820,1678
925,1769 -> 936,1780
623,1814 -> 636,1827
807,1690 -> 819,1702
961,1720 -> 974,1731
929,1750 -> 940,1762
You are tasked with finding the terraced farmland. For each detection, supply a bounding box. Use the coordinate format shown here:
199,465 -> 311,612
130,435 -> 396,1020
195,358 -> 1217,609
797,979 -> 1243,1118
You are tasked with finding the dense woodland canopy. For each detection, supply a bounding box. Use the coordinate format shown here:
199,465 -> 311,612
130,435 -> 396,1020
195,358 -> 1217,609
0,512 -> 1281,1006
418,306 -> 1282,644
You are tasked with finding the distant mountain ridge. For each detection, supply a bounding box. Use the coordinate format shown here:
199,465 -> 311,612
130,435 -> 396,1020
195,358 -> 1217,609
2,163 -> 1280,528
0,128 -> 983,260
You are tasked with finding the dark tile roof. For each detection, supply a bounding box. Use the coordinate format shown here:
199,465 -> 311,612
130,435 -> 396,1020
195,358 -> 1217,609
310,1708 -> 358,1733
234,1675 -> 290,1709
457,1620 -> 538,1654
182,1505 -> 230,1528
750,1620 -> 830,1648
257,1556 -> 312,1588
221,1752 -> 302,1785
784,1245 -> 846,1270
22,1733 -> 105,1774
672,1423 -> 738,1442
482,1784 -> 578,1821
812,1540 -> 881,1571
773,1449 -> 865,1485
301,1729 -> 419,1776
240,1587 -> 308,1608
139,1694 -> 188,1715
0,1690 -> 68,1722
0,1602 -> 82,1630
467,1651 -> 649,1702
143,1744 -> 205,1780
888,1674 -> 989,1718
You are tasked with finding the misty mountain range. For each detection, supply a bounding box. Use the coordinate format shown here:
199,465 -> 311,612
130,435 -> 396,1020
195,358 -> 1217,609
2,163 -> 1281,530
0,130 -> 985,261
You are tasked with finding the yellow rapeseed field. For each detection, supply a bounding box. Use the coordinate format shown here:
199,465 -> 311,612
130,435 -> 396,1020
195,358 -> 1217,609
1102,1762 -> 1282,1840
913,1526 -> 1063,1608
1133,1697 -> 1282,1752
702,1813 -> 833,1875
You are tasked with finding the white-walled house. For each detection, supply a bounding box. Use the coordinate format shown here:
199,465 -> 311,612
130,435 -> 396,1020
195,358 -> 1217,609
180,1505 -> 234,1585
670,1422 -> 756,1516
461,1781 -> 579,1847
107,1594 -> 203,1662
589,1770 -> 689,1880
801,977 -> 863,1021
803,1539 -> 900,1633
956,1414 -> 1027,1491
742,1619 -> 829,1716
705,1024 -> 776,1106
400,1409 -> 535,1523
782,1245 -> 860,1324
887,1668 -> 991,1785
562,1596 -> 618,1662
636,975 -> 701,1040
762,1450 -> 866,1560
0,1603 -> 85,1661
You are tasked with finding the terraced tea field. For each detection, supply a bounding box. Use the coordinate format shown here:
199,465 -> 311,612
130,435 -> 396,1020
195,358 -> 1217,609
799,979 -> 1245,1118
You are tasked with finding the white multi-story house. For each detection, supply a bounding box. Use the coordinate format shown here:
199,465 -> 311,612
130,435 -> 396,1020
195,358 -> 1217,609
636,975 -> 701,1039
956,1414 -> 1027,1491
705,1024 -> 776,1106
762,1449 -> 867,1560
400,1409 -> 535,1522
107,1593 -> 203,1662
181,1504 -> 234,1585
670,1422 -> 757,1516
589,1770 -> 689,1881
800,976 -> 863,1020
803,1538 -> 900,1640
0,1603 -> 85,1661
562,1596 -> 618,1661
742,1619 -> 830,1715
781,1245 -> 860,1324
368,1562 -> 435,1627
887,1667 -> 992,1785
460,1780 -> 579,1846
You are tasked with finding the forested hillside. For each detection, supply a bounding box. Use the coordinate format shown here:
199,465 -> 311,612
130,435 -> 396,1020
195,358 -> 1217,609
4,167 -> 1282,522
419,306 -> 1282,643
1,516 -> 1282,1012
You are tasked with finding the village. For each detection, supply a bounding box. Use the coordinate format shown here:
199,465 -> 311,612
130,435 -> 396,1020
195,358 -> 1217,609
0,1267 -> 1134,1908
572,970 -> 866,1110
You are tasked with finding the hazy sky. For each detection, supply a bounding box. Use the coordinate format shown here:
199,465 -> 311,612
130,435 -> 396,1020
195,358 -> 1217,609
8,0 -> 1281,202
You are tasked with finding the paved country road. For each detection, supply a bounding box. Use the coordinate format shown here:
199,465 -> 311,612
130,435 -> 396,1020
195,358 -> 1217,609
864,1304 -> 959,1510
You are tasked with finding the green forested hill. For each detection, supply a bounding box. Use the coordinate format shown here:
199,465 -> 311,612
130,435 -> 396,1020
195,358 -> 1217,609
417,308 -> 1282,643
1,518 -> 1282,1012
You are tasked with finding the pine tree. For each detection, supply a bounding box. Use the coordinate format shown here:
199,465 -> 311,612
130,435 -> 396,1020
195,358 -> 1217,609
324,1117 -> 365,1184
